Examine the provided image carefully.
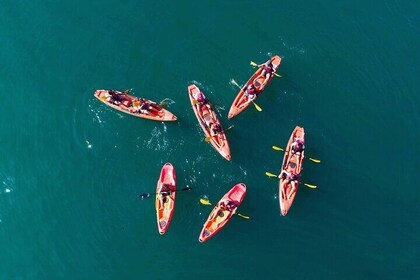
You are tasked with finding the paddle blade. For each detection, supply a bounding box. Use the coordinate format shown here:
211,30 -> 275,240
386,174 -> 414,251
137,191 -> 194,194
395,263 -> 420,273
159,101 -> 168,107
265,172 -> 278,178
224,125 -> 234,132
192,100 -> 199,105
204,136 -> 211,142
138,193 -> 151,199
309,157 -> 321,163
200,198 -> 212,205
250,61 -> 258,67
237,213 -> 250,219
273,72 -> 282,78
253,102 -> 262,112
231,79 -> 241,89
304,183 -> 317,189
272,146 -> 284,151
100,96 -> 107,101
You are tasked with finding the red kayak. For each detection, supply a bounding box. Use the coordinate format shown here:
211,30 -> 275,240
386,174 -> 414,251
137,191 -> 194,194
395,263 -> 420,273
94,89 -> 177,121
155,163 -> 176,234
188,84 -> 231,161
279,126 -> 305,216
228,55 -> 281,119
199,183 -> 246,242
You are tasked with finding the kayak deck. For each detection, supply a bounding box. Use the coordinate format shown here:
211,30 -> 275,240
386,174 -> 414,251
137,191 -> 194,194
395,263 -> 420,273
279,126 -> 305,216
188,84 -> 231,161
228,55 -> 281,119
94,89 -> 177,121
156,163 -> 177,235
199,183 -> 246,242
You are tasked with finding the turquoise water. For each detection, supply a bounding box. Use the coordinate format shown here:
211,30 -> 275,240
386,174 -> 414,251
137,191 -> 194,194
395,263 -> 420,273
0,0 -> 419,278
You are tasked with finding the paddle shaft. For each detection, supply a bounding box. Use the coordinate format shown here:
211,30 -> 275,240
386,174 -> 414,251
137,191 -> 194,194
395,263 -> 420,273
139,187 -> 192,199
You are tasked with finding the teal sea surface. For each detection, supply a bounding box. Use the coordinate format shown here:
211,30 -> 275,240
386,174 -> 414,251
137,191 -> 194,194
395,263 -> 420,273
0,0 -> 419,279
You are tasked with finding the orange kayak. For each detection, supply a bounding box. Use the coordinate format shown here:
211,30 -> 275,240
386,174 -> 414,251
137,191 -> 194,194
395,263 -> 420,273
199,183 -> 246,243
155,163 -> 177,235
188,84 -> 231,161
279,126 -> 305,216
228,55 -> 281,119
94,89 -> 177,121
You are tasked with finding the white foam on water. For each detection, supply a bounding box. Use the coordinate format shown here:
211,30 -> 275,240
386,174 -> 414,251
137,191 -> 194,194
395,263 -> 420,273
144,127 -> 169,151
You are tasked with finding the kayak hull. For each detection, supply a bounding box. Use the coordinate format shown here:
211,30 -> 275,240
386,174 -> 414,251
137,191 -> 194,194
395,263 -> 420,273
199,183 -> 246,242
228,55 -> 281,119
188,84 -> 231,161
279,126 -> 305,216
94,90 -> 177,121
155,163 -> 177,235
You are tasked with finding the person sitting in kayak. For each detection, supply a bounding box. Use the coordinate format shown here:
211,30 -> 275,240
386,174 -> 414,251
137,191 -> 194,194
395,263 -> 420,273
219,200 -> 237,216
159,184 -> 174,204
200,104 -> 212,126
258,60 -> 274,85
209,123 -> 222,137
193,91 -> 208,106
136,98 -> 162,116
291,139 -> 305,155
279,170 -> 300,198
244,84 -> 257,101
107,90 -> 134,110
106,90 -> 123,104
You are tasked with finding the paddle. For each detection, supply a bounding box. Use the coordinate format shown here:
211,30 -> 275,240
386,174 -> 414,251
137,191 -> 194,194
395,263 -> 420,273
272,146 -> 321,163
204,125 -> 234,142
265,172 -> 317,189
138,187 -> 192,199
250,61 -> 282,77
199,198 -> 250,219
231,79 -> 262,112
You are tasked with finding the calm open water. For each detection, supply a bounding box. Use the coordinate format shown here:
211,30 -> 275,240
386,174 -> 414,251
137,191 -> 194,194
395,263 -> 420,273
0,0 -> 419,279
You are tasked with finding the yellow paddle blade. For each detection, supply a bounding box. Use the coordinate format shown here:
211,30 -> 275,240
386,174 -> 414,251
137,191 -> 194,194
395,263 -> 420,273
250,61 -> 258,67
265,172 -> 278,178
309,158 -> 321,163
204,136 -> 211,142
237,213 -> 250,219
200,198 -> 212,205
253,102 -> 262,112
192,100 -> 199,105
304,183 -> 317,189
100,96 -> 107,101
273,72 -> 282,78
272,146 -> 284,151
